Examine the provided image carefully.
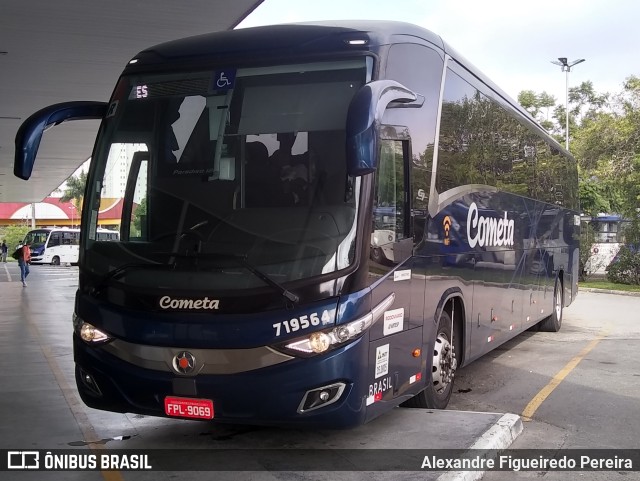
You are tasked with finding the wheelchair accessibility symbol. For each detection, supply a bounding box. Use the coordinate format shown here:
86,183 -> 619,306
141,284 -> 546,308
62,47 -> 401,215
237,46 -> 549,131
212,69 -> 236,91
217,73 -> 230,88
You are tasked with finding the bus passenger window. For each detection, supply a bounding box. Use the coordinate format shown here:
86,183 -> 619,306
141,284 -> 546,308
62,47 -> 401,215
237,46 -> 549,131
62,232 -> 79,245
48,232 -> 61,247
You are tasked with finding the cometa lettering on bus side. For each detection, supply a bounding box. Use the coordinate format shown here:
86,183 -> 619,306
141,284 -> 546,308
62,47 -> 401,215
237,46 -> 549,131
466,202 -> 514,248
159,296 -> 220,310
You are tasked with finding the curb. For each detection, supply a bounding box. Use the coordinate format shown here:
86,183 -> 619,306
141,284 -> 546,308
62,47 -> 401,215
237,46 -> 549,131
436,413 -> 523,481
579,287 -> 640,297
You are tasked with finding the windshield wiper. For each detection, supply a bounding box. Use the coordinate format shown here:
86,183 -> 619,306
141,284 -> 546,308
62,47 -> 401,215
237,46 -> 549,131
232,255 -> 300,305
154,251 -> 299,305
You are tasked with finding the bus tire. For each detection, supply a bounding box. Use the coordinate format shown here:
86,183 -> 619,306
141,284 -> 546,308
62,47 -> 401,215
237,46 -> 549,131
402,310 -> 457,409
539,277 -> 563,332
51,256 -> 61,266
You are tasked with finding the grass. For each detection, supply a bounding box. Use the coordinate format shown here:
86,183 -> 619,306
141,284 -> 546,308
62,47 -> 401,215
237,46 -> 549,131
580,279 -> 640,292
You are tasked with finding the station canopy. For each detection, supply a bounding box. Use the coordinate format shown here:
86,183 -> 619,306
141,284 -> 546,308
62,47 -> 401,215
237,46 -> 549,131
0,0 -> 264,202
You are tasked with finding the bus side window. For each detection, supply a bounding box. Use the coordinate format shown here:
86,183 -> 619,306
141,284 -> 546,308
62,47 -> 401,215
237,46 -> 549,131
375,140 -> 406,240
384,43 -> 443,243
369,138 -> 411,272
48,232 -> 61,247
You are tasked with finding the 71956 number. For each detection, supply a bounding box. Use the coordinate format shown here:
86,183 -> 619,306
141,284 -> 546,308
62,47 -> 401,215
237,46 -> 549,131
273,309 -> 334,337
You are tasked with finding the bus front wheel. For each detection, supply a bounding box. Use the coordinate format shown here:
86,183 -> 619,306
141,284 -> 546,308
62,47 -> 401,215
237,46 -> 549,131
539,277 -> 563,332
402,310 -> 458,409
51,256 -> 60,266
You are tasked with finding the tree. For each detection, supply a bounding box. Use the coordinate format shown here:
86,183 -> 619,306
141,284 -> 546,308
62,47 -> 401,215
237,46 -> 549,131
0,225 -> 31,252
568,81 -> 608,121
610,218 -> 640,286
517,90 -> 557,127
538,91 -> 556,121
551,103 -> 576,143
60,170 -> 88,214
131,196 -> 147,237
518,90 -> 540,118
572,76 -> 640,219
519,76 -> 639,221
578,175 -> 610,216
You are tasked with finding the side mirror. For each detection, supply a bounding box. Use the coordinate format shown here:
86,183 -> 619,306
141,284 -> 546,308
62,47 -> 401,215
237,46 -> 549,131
14,101 -> 107,180
346,80 -> 422,176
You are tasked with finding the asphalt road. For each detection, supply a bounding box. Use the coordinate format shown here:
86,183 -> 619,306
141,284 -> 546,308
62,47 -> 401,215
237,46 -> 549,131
448,289 -> 640,480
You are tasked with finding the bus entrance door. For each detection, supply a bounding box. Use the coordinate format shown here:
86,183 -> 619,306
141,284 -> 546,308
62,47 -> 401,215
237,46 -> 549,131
364,257 -> 425,423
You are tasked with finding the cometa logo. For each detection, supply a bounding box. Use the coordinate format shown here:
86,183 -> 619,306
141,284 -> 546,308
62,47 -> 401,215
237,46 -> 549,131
159,296 -> 220,310
466,202 -> 514,248
443,216 -> 452,246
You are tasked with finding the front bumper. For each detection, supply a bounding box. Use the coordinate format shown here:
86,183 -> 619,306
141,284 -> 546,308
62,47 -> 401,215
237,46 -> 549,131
73,333 -> 369,428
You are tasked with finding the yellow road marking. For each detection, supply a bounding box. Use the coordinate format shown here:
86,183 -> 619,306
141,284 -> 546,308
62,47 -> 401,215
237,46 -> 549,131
23,298 -> 125,481
522,332 -> 608,421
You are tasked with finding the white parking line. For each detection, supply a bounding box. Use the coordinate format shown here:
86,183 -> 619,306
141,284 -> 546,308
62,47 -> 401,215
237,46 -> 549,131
3,263 -> 11,282
37,271 -> 78,277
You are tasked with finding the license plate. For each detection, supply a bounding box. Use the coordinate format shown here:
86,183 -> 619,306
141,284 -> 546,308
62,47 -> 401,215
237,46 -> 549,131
164,396 -> 214,420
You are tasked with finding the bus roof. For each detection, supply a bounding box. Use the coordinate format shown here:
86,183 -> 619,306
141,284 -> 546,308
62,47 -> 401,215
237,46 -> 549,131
124,20 -> 567,157
127,21 -> 445,67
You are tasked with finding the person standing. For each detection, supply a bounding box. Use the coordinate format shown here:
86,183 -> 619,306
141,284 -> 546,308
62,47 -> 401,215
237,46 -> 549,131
270,132 -> 309,205
18,241 -> 31,287
0,240 -> 7,262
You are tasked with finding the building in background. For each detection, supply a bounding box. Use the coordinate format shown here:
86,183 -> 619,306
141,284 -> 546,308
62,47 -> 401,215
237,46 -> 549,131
1,143 -> 147,229
0,197 -> 127,228
102,143 -> 147,203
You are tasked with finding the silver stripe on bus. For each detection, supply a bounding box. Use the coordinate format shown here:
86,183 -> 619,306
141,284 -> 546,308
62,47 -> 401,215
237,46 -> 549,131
101,340 -> 294,375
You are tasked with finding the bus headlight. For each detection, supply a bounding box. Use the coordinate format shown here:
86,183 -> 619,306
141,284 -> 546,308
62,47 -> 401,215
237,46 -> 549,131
274,293 -> 395,357
308,332 -> 332,353
73,313 -> 113,344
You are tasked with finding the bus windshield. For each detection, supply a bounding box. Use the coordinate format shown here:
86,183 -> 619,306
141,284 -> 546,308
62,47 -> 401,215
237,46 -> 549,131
84,58 -> 369,298
23,229 -> 50,249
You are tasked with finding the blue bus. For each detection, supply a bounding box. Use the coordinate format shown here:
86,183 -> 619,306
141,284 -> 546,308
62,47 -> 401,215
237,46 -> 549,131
14,21 -> 578,428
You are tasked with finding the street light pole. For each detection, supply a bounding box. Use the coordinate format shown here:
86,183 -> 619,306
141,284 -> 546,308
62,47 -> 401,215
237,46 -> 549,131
551,57 -> 585,151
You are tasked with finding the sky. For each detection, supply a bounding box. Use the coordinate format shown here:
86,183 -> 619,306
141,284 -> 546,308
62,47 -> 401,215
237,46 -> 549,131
238,0 -> 640,107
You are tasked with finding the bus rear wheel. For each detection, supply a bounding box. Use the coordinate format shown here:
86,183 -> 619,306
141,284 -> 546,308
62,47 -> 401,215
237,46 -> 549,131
402,310 -> 457,409
51,256 -> 61,266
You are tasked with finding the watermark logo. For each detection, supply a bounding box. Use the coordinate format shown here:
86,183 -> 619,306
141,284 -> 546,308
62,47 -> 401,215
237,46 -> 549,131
4,451 -> 152,471
7,451 -> 39,469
